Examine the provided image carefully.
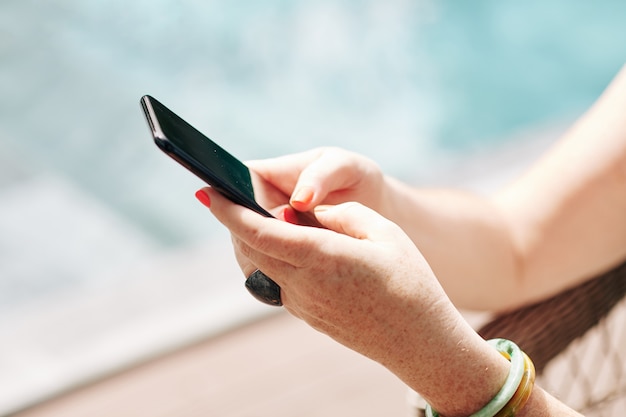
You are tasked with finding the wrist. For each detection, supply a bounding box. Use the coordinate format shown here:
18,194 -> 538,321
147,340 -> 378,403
390,308 -> 511,417
425,337 -> 512,417
379,175 -> 414,224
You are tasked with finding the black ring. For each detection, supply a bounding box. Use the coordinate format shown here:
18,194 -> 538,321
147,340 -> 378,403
245,270 -> 282,306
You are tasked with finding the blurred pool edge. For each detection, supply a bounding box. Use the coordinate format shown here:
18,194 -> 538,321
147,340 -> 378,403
0,237 -> 279,415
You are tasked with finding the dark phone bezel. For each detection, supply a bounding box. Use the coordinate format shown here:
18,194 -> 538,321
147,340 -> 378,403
140,95 -> 273,218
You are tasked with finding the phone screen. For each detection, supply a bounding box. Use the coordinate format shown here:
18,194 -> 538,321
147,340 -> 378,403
141,95 -> 273,218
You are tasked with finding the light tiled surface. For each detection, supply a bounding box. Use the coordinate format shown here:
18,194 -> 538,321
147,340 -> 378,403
13,312 -> 410,417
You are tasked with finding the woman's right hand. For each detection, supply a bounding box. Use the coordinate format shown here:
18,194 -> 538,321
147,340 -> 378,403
247,147 -> 387,215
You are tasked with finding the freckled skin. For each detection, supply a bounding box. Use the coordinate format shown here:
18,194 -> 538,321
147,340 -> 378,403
206,189 -> 514,416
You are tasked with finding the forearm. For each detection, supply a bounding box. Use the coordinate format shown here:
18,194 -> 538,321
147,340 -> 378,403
380,65 -> 626,311
494,65 -> 626,296
381,177 -> 522,310
382,297 -> 582,416
371,284 -> 512,416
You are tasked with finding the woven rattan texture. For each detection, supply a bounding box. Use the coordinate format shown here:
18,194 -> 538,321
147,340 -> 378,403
479,261 -> 626,416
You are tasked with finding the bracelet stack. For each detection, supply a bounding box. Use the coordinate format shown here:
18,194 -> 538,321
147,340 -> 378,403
424,338 -> 536,417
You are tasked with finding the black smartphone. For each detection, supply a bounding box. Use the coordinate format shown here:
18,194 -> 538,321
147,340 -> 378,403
140,95 -> 273,218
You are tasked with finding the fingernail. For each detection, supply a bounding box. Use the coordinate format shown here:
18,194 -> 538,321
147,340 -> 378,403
282,207 -> 299,224
313,205 -> 332,214
291,186 -> 314,206
195,189 -> 211,208
245,270 -> 282,306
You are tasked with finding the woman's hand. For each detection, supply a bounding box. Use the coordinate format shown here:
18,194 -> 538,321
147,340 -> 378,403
197,186 -> 516,416
200,186 -> 447,363
247,147 -> 387,215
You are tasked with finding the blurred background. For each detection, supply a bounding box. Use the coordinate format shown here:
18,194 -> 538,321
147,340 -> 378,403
1,0 -> 625,414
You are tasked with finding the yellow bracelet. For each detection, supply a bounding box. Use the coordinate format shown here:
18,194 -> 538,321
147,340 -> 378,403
494,351 -> 535,417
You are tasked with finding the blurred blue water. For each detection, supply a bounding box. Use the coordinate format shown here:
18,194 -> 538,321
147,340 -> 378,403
1,0 -> 625,248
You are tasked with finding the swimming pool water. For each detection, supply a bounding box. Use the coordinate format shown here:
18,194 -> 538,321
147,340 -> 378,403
2,0 -> 625,247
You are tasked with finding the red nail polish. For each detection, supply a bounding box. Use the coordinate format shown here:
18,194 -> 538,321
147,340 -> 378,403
195,189 -> 211,208
282,207 -> 299,224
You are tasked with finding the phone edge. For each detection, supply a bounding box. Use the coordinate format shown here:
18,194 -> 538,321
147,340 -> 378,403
139,95 -> 274,219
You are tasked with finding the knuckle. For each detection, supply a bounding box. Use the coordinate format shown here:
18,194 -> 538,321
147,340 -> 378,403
232,235 -> 255,260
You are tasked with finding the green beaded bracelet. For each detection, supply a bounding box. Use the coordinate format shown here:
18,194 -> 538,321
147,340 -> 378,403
425,338 -> 525,417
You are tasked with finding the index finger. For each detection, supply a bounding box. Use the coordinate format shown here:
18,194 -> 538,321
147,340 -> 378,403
203,186 -> 324,269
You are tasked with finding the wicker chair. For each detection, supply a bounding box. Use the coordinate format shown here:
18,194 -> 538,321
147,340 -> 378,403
411,261 -> 626,416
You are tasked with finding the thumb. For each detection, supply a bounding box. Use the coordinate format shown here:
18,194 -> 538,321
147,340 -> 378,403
289,150 -> 360,212
313,202 -> 400,242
